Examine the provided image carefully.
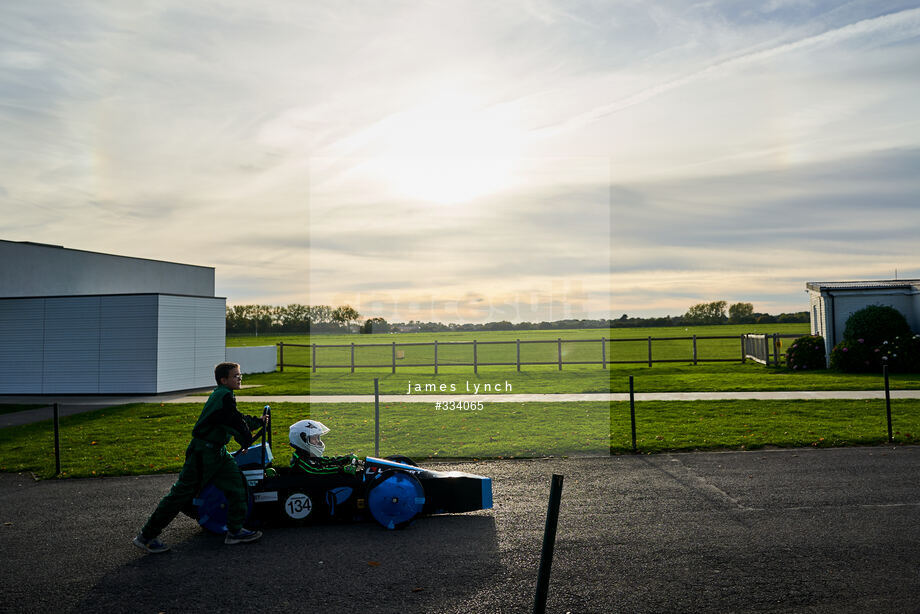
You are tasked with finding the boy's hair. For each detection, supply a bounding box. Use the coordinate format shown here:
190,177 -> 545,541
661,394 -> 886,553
214,362 -> 241,385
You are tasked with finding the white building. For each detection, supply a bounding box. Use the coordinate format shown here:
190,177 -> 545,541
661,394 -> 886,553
0,240 -> 226,394
806,280 -> 920,363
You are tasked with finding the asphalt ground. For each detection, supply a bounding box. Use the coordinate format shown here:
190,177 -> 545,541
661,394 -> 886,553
1,447 -> 919,613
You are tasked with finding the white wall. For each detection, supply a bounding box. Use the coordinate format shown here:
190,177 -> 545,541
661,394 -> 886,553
156,295 -> 226,393
832,292 -> 917,343
0,240 -> 214,298
225,346 -> 277,374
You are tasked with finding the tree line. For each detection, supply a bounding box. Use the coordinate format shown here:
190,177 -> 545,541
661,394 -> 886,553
226,300 -> 807,335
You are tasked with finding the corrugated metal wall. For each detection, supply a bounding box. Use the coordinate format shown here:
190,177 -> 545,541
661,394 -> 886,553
0,294 -> 225,394
157,295 -> 226,393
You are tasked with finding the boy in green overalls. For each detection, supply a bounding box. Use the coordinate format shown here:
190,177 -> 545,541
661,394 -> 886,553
133,362 -> 267,553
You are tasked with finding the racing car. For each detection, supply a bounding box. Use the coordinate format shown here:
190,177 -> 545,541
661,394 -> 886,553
191,406 -> 493,532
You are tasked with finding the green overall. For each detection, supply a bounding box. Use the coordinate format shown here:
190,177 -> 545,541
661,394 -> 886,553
141,386 -> 261,538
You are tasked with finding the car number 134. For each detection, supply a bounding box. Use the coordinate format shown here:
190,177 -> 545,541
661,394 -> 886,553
284,493 -> 313,519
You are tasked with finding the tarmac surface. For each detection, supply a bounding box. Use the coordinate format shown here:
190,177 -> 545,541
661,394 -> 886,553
1,447 -> 919,613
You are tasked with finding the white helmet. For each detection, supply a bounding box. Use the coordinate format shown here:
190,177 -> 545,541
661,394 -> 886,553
289,419 -> 330,457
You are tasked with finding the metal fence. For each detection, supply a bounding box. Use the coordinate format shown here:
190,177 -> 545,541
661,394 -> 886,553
276,334 -> 798,372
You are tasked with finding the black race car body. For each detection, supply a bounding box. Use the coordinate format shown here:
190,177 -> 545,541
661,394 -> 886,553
192,443 -> 493,532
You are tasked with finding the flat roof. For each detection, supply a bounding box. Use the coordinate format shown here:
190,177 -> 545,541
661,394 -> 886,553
0,239 -> 213,271
806,280 -> 920,292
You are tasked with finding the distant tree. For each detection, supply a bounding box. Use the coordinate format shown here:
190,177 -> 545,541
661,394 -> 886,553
684,301 -> 728,325
362,317 -> 389,334
331,305 -> 360,327
728,302 -> 755,324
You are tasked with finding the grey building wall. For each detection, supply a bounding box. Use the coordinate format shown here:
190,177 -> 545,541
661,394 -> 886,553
0,294 -> 225,394
157,295 -> 226,392
0,240 -> 214,298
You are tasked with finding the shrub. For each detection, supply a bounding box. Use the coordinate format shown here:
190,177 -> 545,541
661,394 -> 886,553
830,304 -> 920,373
841,305 -> 911,346
785,335 -> 826,370
830,337 -> 877,373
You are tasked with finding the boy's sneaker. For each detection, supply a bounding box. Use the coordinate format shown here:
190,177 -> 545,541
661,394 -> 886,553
225,528 -> 262,545
133,533 -> 170,554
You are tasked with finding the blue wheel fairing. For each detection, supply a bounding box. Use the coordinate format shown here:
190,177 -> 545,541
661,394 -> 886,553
366,471 -> 425,530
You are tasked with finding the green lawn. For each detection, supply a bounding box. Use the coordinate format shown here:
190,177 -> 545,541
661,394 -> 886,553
219,323 -> 920,396
231,324 -> 810,374
232,361 -> 920,396
2,398 -> 916,479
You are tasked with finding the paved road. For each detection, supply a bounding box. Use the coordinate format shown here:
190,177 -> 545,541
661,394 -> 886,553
1,447 -> 919,613
3,389 -> 919,428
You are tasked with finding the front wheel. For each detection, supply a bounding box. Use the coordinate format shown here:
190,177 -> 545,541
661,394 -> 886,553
366,470 -> 425,530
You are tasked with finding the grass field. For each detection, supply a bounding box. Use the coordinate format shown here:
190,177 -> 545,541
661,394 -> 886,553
228,324 -> 904,396
2,398 -> 917,479
230,324 -> 811,371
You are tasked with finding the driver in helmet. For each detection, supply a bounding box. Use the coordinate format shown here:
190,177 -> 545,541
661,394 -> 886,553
288,419 -> 358,475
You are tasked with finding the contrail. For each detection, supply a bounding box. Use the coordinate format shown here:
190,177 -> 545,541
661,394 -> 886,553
534,7 -> 920,138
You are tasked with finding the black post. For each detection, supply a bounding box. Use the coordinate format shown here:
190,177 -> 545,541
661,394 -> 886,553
473,340 -> 478,375
533,474 -> 564,614
278,342 -> 284,372
260,405 -> 271,469
374,378 -> 380,457
884,365 -> 893,443
629,376 -> 637,453
53,403 -> 61,476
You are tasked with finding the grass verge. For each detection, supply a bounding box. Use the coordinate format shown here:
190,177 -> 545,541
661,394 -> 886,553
231,362 -> 920,396
0,399 -> 917,479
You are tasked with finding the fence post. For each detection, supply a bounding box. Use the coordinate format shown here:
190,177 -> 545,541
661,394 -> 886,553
53,402 -> 61,476
312,344 -> 316,373
434,340 -> 438,375
692,335 -> 697,366
350,342 -> 355,373
473,340 -> 478,375
516,339 -> 521,372
278,341 -> 284,372
392,342 -> 396,374
629,376 -> 637,453
741,335 -> 746,363
647,336 -> 652,368
884,365 -> 893,443
374,378 -> 380,457
557,338 -> 562,371
601,337 -> 607,369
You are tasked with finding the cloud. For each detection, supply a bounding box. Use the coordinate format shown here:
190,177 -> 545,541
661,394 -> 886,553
2,1 -> 919,321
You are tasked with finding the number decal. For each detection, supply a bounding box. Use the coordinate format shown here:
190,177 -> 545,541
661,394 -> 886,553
284,493 -> 313,520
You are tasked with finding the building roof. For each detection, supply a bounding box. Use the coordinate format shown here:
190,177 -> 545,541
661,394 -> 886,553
806,280 -> 920,292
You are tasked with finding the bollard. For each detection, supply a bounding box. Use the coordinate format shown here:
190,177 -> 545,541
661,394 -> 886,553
884,366 -> 892,443
533,474 -> 564,614
53,403 -> 61,476
374,378 -> 380,457
629,376 -> 637,453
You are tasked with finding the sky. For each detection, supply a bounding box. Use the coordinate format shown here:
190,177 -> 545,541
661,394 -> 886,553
2,1 -> 919,323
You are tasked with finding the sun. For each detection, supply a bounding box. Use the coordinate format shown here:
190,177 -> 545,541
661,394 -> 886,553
367,92 -> 521,205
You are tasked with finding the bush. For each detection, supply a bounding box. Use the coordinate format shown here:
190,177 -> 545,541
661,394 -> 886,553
831,305 -> 919,373
841,305 -> 911,346
785,335 -> 826,370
